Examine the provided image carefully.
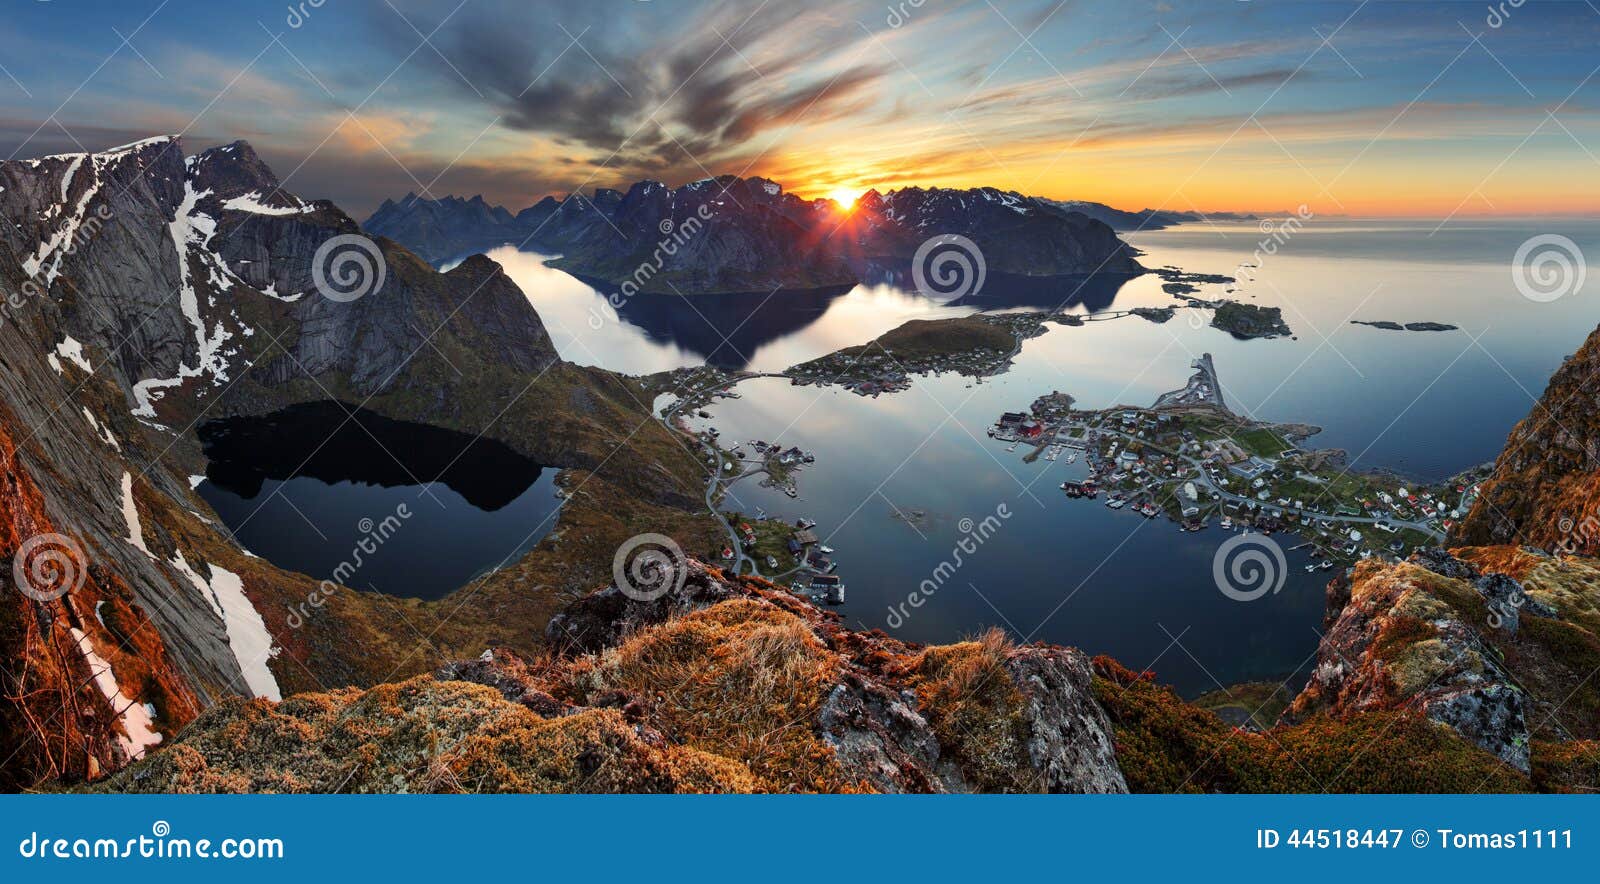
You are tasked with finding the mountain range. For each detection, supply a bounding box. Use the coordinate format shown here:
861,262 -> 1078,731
363,179 -> 1145,292
1,135 -> 1597,793
1042,200 -> 1260,231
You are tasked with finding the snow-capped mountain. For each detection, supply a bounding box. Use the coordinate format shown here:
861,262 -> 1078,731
363,178 -> 1144,292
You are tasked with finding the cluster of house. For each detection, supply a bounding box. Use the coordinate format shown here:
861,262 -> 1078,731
999,401 -> 1475,560
992,411 -> 1046,441
790,343 -> 1017,397
781,521 -> 844,604
789,354 -> 913,396
751,440 -> 814,465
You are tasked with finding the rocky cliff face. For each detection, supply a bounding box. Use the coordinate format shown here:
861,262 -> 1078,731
104,560 -> 1128,793
362,178 -> 1143,292
1456,322 -> 1600,554
1281,545 -> 1600,782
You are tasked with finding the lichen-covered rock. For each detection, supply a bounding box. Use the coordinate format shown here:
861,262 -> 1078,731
1006,645 -> 1128,793
817,676 -> 964,793
1289,558 -> 1532,771
544,559 -> 739,655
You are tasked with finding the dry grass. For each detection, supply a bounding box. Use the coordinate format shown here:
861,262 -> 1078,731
560,599 -> 852,791
908,628 -> 1033,792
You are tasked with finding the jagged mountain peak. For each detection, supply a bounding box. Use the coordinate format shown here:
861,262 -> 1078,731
364,173 -> 1144,286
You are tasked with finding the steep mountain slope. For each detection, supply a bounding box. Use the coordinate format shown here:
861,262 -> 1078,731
0,136 -> 710,788
363,179 -> 1144,291
1456,323 -> 1600,553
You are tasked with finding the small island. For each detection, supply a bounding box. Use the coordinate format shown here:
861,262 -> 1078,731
1351,320 -> 1459,332
787,314 -> 1037,395
1211,302 -> 1291,339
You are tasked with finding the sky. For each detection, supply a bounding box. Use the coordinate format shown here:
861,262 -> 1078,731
2,0 -> 1599,219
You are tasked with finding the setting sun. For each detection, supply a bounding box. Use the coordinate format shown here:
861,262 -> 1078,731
826,188 -> 863,209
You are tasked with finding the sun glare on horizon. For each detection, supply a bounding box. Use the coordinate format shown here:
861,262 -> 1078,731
826,188 -> 863,209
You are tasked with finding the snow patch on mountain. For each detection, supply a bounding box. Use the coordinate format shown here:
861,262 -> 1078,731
81,406 -> 119,451
165,552 -> 279,700
121,471 -> 151,557
222,191 -> 311,216
70,626 -> 162,759
53,335 -> 92,373
206,565 -> 281,700
133,180 -> 240,418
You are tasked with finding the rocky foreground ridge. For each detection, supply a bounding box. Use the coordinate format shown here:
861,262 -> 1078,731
103,561 -> 1127,793
103,544 -> 1600,793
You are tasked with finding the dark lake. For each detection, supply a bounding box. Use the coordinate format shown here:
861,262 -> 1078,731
197,402 -> 563,600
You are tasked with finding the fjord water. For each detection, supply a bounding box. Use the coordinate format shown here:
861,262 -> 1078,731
513,217 -> 1598,694
197,403 -> 563,600
492,219 -> 1600,482
236,219 -> 1597,693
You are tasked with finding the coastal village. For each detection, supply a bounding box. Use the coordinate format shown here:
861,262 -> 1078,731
650,269 -> 1455,607
653,367 -> 847,608
991,354 -> 1473,566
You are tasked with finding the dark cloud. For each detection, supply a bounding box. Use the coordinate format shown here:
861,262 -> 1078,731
1131,66 -> 1323,100
377,0 -> 892,189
